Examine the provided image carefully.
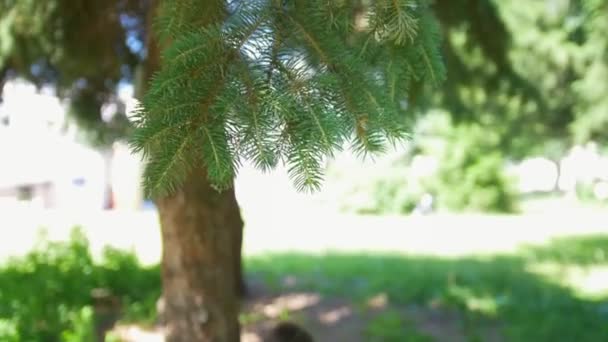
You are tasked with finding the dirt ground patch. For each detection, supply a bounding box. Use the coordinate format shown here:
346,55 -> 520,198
237,276 -> 503,342
240,292 -> 503,342
111,280 -> 503,341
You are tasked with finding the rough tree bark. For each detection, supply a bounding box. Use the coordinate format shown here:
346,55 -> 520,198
157,167 -> 242,341
143,2 -> 245,340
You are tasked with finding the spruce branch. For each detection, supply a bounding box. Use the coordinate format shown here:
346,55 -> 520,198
142,127 -> 195,197
132,0 -> 445,197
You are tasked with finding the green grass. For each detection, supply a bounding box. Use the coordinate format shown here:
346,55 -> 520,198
522,235 -> 608,265
365,310 -> 434,342
246,237 -> 608,341
2,227 -> 608,341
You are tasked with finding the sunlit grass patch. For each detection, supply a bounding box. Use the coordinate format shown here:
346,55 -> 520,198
247,249 -> 608,341
2,227 -> 608,341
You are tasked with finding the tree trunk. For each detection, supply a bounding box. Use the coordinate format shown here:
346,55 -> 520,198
157,167 -> 242,342
143,3 -> 245,340
0,66 -> 7,104
102,147 -> 114,209
228,195 -> 246,298
553,159 -> 562,192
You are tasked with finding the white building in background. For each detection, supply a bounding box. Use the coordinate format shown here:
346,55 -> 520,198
508,157 -> 559,193
0,79 -> 144,210
506,143 -> 608,197
0,126 -> 106,209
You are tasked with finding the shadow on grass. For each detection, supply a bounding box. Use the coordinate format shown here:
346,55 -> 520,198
2,228 -> 608,341
247,248 -> 608,341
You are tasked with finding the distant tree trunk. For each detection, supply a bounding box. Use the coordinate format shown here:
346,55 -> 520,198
143,2 -> 245,340
552,159 -> 562,192
102,147 -> 114,209
0,66 -> 7,104
157,167 -> 241,341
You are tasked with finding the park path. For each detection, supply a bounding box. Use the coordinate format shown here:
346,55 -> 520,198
1,204 -> 606,265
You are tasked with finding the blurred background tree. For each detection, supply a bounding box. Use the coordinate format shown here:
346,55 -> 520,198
337,0 -> 608,215
0,0 -> 145,144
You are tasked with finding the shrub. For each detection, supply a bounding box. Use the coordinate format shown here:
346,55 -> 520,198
60,306 -> 95,342
0,319 -> 20,342
431,124 -> 518,213
338,166 -> 429,215
0,227 -> 160,341
333,122 -> 518,215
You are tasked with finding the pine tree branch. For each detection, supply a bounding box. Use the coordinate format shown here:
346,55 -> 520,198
132,0 -> 445,195
143,129 -> 194,197
286,15 -> 332,67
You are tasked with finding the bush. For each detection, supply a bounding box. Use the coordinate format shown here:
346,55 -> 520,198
575,180 -> 608,205
60,307 -> 95,342
0,319 -> 20,342
431,124 -> 518,213
0,227 -> 161,341
434,153 -> 518,213
339,166 -> 429,215
334,120 -> 518,214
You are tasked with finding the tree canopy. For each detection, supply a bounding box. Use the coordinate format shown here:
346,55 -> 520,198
438,0 -> 608,157
0,0 -> 148,145
2,0 -> 605,189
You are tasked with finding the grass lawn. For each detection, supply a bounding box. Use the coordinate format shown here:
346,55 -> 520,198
1,226 -> 608,341
246,240 -> 608,341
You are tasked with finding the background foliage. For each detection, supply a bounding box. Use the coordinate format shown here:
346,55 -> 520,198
0,229 -> 160,341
